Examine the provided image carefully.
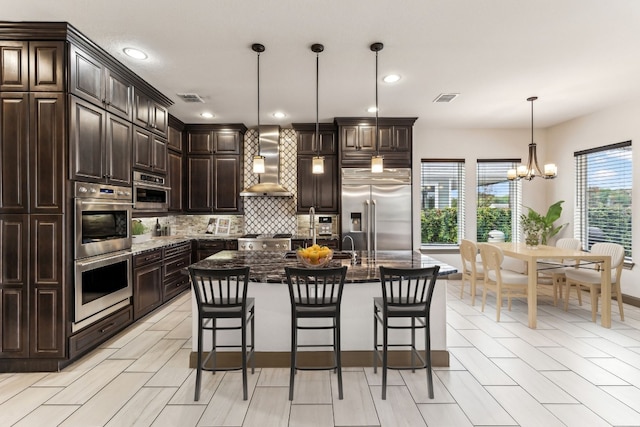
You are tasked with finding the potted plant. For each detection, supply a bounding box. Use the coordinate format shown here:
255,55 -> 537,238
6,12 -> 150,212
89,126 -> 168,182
131,220 -> 151,243
520,200 -> 567,247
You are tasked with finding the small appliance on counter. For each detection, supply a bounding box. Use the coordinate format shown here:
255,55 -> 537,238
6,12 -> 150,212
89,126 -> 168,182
319,216 -> 333,236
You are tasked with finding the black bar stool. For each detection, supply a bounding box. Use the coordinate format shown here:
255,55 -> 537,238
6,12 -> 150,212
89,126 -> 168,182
373,265 -> 440,400
188,266 -> 255,401
285,266 -> 348,401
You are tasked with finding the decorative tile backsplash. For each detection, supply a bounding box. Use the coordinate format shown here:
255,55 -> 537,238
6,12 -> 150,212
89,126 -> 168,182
243,128 -> 299,234
134,127 -> 340,237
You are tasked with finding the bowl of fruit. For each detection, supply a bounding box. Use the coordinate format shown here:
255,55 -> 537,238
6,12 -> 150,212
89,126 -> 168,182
296,244 -> 333,268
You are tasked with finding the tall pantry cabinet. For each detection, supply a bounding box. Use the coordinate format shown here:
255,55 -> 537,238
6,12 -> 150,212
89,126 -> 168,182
0,23 -> 172,371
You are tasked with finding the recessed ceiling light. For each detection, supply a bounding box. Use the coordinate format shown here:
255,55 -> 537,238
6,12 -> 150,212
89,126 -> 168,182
273,111 -> 286,119
123,47 -> 148,60
200,112 -> 214,119
367,106 -> 378,113
383,74 -> 401,83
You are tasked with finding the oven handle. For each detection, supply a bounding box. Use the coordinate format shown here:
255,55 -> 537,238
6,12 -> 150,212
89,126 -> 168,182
79,201 -> 134,206
134,181 -> 171,191
76,252 -> 131,268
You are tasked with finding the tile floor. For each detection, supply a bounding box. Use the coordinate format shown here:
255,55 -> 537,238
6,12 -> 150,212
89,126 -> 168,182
2,280 -> 640,426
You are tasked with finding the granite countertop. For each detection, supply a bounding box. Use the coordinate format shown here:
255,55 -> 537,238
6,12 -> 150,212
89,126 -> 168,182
130,236 -> 193,254
188,250 -> 457,283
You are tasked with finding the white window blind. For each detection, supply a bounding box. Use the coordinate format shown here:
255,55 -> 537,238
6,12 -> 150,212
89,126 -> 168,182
476,160 -> 521,242
420,160 -> 465,245
574,141 -> 632,260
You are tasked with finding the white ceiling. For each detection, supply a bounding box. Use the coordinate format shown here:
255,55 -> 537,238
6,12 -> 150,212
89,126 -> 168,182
3,0 -> 640,129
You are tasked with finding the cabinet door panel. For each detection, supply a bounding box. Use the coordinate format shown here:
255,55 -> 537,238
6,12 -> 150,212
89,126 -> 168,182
0,41 -> 28,91
0,214 -> 28,357
214,132 -> 240,154
187,156 -> 212,211
0,93 -> 29,213
30,93 -> 65,213
315,156 -> 338,212
152,136 -> 167,174
133,91 -> 150,128
151,103 -> 168,136
29,41 -> 64,92
213,156 -> 240,211
168,151 -> 183,212
133,126 -> 152,170
69,96 -> 106,182
186,130 -> 213,154
0,215 -> 27,285
106,114 -> 132,185
168,126 -> 183,152
69,45 -> 104,106
105,69 -> 132,120
133,262 -> 163,320
30,215 -> 64,357
296,156 -> 315,211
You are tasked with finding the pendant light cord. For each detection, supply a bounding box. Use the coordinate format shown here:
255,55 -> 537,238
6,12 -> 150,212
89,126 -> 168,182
316,50 -> 319,158
375,48 -> 379,156
257,50 -> 261,131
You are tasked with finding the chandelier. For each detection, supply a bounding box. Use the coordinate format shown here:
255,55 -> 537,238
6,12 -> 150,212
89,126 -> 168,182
507,96 -> 557,181
252,43 -> 266,174
311,43 -> 325,174
370,42 -> 384,173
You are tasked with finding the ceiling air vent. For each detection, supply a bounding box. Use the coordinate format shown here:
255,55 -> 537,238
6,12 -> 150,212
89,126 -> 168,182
433,93 -> 459,103
176,93 -> 205,103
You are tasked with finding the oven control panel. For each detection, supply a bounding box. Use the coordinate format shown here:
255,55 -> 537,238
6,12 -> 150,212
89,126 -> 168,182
75,182 -> 132,201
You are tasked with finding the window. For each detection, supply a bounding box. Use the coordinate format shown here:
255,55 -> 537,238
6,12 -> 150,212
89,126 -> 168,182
477,160 -> 521,242
420,160 -> 465,245
575,141 -> 632,260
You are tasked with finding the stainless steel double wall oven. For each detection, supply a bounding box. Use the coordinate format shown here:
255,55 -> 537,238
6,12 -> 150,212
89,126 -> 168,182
73,182 -> 133,331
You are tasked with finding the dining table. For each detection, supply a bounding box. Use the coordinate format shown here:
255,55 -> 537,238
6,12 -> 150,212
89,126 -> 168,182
491,242 -> 613,328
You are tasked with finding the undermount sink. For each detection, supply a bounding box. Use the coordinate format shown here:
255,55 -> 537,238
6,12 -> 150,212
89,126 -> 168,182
283,251 -> 354,260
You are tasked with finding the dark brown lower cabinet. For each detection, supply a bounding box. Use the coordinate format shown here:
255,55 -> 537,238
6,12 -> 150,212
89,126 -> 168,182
133,249 -> 163,320
68,306 -> 133,360
163,242 -> 191,302
29,214 -> 64,358
0,214 -> 28,358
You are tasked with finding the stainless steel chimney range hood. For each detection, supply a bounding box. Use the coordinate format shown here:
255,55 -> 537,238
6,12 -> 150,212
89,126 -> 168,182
240,125 -> 293,197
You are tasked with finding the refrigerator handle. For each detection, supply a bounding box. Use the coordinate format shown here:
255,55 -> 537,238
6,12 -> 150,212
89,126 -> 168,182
364,199 -> 370,254
372,199 -> 377,254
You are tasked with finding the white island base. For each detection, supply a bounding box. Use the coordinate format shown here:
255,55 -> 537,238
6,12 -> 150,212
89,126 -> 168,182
190,280 -> 449,367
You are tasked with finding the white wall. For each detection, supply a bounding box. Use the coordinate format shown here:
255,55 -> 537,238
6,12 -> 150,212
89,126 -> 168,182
547,99 -> 640,298
411,126 -> 550,247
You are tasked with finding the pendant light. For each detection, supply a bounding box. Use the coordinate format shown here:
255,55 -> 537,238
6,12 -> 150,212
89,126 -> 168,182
370,42 -> 384,173
252,43 -> 266,174
507,96 -> 557,181
311,44 -> 325,174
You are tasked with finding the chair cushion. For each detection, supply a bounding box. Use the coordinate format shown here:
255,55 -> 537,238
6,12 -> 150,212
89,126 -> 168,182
488,269 -> 529,285
374,297 -> 427,314
565,268 -> 617,285
202,297 -> 255,314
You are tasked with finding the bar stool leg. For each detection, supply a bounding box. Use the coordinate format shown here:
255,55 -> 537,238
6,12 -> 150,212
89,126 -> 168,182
425,317 -> 434,399
241,315 -> 248,401
289,312 -> 297,401
382,315 -> 388,400
335,316 -> 343,399
411,317 -> 416,373
250,306 -> 256,374
373,306 -> 379,373
195,315 -> 203,401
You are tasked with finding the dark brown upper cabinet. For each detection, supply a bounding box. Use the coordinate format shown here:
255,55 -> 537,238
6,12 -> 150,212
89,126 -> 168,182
335,117 -> 417,168
133,126 -> 167,175
69,44 -> 133,121
29,41 -> 65,92
134,90 -> 168,137
293,123 -> 337,155
0,93 -> 29,213
186,128 -> 241,155
1,41 -> 28,91
69,96 -> 132,185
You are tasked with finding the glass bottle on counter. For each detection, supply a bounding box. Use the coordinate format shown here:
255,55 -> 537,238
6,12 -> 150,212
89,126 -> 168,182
155,219 -> 162,236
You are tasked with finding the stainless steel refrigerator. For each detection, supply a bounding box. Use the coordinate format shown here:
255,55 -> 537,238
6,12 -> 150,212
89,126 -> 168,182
341,168 -> 412,253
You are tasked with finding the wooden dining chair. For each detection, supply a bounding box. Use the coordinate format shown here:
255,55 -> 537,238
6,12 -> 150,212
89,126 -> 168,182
564,242 -> 625,322
459,239 -> 484,305
478,243 -> 529,322
537,237 -> 581,306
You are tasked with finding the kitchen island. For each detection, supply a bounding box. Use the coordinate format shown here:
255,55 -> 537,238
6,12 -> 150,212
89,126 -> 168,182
188,250 -> 456,367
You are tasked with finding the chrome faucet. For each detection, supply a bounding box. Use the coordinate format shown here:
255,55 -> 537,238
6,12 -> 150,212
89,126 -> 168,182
309,206 -> 316,246
342,235 -> 357,264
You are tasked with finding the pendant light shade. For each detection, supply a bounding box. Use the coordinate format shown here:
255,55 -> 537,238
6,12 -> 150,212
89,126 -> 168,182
311,43 -> 325,174
252,43 -> 265,174
507,96 -> 557,181
370,42 -> 384,173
